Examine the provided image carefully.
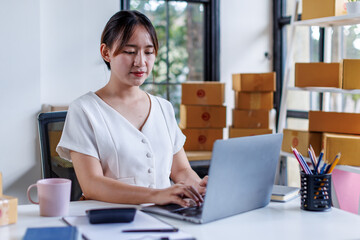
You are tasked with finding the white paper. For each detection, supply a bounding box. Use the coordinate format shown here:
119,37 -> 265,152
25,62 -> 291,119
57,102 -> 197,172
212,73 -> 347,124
63,210 -> 194,240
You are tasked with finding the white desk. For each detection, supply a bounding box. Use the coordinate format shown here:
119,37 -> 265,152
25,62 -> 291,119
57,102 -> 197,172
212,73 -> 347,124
1,199 -> 360,240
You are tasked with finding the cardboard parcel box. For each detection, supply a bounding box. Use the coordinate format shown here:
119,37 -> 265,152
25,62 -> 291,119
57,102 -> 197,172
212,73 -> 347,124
234,92 -> 273,110
181,82 -> 225,106
232,72 -> 276,92
282,129 -> 322,157
180,105 -> 226,128
309,111 -> 360,135
295,63 -> 342,88
343,59 -> 360,90
302,0 -> 346,20
182,128 -> 223,151
0,195 -> 18,226
232,109 -> 275,129
323,133 -> 360,166
229,128 -> 272,138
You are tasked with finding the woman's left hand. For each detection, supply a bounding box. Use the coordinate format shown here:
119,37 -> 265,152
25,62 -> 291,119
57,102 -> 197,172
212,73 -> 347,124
198,176 -> 208,197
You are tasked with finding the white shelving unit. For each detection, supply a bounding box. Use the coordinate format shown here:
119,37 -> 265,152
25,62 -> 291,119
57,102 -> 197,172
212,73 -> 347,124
276,1 -> 360,185
287,87 -> 360,95
294,13 -> 360,27
277,0 -> 360,133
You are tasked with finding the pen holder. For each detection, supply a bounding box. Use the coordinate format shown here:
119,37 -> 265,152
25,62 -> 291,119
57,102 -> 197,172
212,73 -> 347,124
300,172 -> 332,211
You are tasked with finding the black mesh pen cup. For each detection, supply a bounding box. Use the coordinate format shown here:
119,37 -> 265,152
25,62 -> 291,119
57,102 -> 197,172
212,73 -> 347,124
300,172 -> 332,211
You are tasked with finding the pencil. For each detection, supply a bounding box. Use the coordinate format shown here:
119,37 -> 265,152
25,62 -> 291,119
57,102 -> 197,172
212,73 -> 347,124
299,152 -> 312,174
327,153 -> 341,174
325,154 -> 337,173
291,147 -> 311,174
291,147 -> 305,171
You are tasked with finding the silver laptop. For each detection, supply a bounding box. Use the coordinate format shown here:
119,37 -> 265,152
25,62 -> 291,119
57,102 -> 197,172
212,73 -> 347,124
142,133 -> 283,224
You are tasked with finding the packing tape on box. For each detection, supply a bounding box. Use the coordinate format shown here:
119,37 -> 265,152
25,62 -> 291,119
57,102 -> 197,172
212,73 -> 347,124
245,110 -> 258,117
291,131 -> 300,137
250,94 -> 261,109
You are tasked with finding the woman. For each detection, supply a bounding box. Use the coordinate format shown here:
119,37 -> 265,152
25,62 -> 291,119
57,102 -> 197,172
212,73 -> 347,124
57,10 -> 207,207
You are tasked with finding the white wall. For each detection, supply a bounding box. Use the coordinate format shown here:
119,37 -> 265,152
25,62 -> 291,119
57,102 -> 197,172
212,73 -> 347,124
40,0 -> 118,104
0,0 -> 41,204
0,0 -> 272,204
0,0 -> 119,204
220,1 -> 273,128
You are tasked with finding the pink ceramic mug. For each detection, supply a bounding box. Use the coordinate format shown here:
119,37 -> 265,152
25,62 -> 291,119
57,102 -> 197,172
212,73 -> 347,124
27,178 -> 71,217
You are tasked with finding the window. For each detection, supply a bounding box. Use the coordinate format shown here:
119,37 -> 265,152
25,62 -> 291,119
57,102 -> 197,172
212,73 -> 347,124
274,0 -> 324,130
121,0 -> 219,120
330,25 -> 360,113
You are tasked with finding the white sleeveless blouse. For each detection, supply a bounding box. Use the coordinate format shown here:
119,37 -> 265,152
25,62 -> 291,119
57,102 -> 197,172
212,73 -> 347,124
57,92 -> 186,189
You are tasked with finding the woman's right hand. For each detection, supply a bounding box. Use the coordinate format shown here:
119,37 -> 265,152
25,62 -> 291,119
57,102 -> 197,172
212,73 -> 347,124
152,182 -> 204,207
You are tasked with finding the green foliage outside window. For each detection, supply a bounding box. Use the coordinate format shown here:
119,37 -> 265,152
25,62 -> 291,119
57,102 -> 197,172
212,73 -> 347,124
130,0 -> 204,120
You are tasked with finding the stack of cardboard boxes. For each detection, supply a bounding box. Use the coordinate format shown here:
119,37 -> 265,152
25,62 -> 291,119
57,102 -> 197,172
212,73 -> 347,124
229,72 -> 276,138
282,59 -> 360,166
0,172 -> 18,226
308,111 -> 360,166
180,82 -> 226,151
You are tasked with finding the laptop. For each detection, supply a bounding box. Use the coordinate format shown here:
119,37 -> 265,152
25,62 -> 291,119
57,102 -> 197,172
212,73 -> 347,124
142,133 -> 283,224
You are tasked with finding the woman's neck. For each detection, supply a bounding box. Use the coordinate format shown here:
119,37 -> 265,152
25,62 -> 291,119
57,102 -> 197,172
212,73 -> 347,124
98,79 -> 143,101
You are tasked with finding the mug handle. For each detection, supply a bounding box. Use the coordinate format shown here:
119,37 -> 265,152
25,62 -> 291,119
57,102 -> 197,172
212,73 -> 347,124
27,184 -> 39,205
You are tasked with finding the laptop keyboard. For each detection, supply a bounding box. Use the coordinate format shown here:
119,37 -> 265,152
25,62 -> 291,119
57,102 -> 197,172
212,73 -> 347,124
154,203 -> 203,218
172,205 -> 203,217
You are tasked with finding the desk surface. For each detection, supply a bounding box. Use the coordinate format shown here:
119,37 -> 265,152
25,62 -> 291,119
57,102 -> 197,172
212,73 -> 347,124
2,199 -> 360,240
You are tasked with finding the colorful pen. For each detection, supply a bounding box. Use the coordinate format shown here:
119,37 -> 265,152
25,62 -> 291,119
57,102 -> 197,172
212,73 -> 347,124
309,145 -> 318,166
315,150 -> 324,174
308,149 -> 316,170
320,163 -> 327,174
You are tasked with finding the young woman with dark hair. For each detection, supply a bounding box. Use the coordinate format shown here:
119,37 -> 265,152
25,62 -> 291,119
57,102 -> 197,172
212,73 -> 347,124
57,10 -> 207,207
